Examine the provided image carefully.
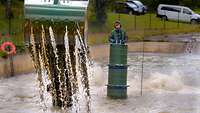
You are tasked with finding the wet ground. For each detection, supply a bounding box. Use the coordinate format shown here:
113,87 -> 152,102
1,53 -> 200,113
145,33 -> 200,42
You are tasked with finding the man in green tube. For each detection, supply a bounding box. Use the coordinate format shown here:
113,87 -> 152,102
109,21 -> 128,45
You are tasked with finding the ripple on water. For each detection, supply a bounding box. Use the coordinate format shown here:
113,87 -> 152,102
1,53 -> 200,113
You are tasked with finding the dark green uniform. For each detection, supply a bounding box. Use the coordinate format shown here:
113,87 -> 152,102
109,29 -> 127,44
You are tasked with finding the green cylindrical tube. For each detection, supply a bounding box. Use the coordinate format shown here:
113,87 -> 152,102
107,44 -> 128,99
109,44 -> 128,65
108,66 -> 127,86
54,0 -> 59,4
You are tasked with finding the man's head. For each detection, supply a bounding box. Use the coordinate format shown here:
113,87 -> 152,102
114,21 -> 121,29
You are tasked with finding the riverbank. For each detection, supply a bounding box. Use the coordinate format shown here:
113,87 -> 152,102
0,41 -> 198,78
89,42 -> 188,60
0,53 -> 33,78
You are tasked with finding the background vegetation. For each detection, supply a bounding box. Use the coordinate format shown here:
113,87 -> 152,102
87,0 -> 200,45
0,0 -> 199,47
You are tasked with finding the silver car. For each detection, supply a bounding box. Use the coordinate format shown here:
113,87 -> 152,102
126,0 -> 147,15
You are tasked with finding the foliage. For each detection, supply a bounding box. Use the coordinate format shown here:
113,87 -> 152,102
0,36 -> 15,45
0,36 -> 24,54
0,0 -> 24,54
89,0 -> 107,26
0,51 -> 7,58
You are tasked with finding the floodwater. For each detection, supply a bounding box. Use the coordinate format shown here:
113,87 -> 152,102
1,53 -> 200,113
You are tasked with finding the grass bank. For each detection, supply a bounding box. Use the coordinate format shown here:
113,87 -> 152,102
0,2 -> 200,46
88,13 -> 200,45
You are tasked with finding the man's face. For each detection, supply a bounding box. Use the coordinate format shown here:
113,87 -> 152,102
115,24 -> 121,29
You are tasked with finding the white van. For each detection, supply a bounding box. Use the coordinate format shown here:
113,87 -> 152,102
157,4 -> 200,24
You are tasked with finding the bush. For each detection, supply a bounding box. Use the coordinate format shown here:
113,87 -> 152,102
88,0 -> 107,26
0,51 -> 7,58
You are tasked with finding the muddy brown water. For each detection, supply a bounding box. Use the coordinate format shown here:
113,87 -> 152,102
0,53 -> 200,113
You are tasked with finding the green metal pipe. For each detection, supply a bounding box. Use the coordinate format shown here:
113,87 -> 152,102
109,44 -> 127,65
25,5 -> 86,21
54,0 -> 59,4
24,1 -> 89,21
107,44 -> 128,99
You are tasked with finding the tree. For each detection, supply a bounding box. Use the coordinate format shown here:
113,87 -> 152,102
0,0 -> 7,5
180,0 -> 196,8
5,0 -> 14,19
89,0 -> 107,25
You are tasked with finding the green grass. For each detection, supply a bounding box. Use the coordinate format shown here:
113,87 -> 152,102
0,51 -> 7,57
0,2 -> 200,47
194,8 -> 200,14
0,3 -> 24,47
88,13 -> 200,45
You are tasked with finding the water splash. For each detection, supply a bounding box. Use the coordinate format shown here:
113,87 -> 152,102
27,22 -> 91,113
64,26 -> 80,113
143,72 -> 184,91
29,26 -> 47,111
185,37 -> 198,54
75,34 -> 91,113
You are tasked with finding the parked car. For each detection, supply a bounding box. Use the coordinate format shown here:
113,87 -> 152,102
157,4 -> 200,24
126,0 -> 148,14
113,2 -> 139,15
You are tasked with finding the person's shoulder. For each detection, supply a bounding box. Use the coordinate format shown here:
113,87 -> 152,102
111,29 -> 116,34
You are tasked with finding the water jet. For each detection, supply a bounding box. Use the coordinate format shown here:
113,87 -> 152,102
24,0 -> 91,112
